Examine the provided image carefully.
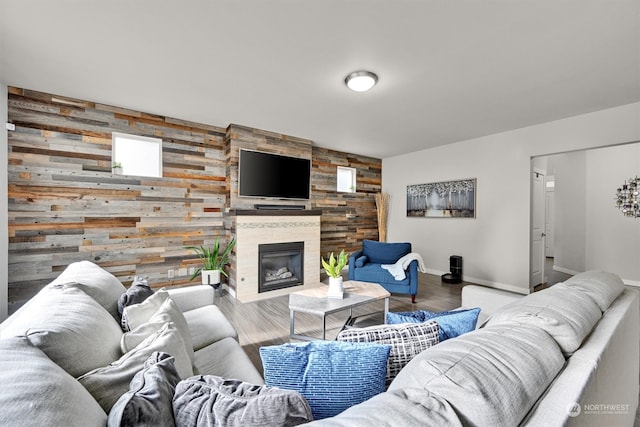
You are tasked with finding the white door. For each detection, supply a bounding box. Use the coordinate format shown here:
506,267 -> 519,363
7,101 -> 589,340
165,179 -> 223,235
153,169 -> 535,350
545,176 -> 555,257
530,170 -> 545,288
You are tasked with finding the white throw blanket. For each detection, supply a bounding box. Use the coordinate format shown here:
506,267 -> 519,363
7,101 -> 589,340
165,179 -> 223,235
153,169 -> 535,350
381,252 -> 427,280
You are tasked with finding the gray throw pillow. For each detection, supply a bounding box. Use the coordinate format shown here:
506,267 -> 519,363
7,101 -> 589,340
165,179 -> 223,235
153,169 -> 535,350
118,276 -> 154,319
173,375 -> 313,427
79,322 -> 193,413
108,352 -> 180,427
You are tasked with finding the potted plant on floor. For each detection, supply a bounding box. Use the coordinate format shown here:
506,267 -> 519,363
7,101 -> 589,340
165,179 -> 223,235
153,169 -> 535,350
322,250 -> 348,299
187,236 -> 236,289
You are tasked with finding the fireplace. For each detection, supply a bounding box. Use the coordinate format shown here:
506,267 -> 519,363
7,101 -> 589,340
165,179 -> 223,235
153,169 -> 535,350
258,241 -> 304,293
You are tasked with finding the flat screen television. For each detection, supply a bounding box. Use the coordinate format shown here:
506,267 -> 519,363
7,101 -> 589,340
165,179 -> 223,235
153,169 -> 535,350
238,149 -> 311,200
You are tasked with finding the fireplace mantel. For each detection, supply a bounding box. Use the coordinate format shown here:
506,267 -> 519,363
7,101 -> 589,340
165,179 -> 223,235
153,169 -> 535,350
230,212 -> 322,302
230,209 -> 322,216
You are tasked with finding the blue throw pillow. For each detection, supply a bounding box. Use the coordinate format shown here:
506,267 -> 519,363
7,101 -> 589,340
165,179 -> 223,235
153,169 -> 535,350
260,341 -> 391,420
386,308 -> 481,341
355,255 -> 369,268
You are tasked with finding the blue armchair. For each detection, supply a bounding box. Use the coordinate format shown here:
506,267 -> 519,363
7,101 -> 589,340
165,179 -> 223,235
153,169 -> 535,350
348,240 -> 419,303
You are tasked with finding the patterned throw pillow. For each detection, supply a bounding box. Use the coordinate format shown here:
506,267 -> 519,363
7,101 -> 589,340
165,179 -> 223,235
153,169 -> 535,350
337,321 -> 439,385
387,308 -> 481,341
260,341 -> 390,420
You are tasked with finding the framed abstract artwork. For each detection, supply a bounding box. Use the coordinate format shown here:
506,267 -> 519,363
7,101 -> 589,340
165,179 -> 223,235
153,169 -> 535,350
407,178 -> 476,218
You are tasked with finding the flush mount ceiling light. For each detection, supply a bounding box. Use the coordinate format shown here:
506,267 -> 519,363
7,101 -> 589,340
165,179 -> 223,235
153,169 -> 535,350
345,70 -> 378,92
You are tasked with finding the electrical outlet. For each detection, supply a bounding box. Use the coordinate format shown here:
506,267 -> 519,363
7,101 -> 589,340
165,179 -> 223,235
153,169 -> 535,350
168,269 -> 175,279
6,123 -> 15,131
178,268 -> 187,277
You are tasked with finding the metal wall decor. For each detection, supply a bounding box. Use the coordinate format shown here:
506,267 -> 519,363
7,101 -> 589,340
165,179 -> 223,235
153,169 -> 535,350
615,176 -> 639,218
407,178 -> 476,218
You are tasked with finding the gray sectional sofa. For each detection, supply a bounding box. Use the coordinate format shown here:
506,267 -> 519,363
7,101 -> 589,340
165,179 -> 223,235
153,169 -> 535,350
1,262 -> 638,426
0,261 -> 262,426
309,271 -> 639,426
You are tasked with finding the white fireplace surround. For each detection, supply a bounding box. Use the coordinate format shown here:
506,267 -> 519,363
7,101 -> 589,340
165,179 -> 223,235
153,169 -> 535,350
233,214 -> 321,302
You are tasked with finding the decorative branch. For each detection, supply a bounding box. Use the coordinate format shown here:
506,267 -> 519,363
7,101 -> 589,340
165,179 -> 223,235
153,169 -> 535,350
375,192 -> 390,242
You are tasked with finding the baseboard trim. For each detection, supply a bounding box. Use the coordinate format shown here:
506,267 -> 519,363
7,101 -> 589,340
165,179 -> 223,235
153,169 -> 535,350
424,268 -> 530,295
553,265 -> 581,276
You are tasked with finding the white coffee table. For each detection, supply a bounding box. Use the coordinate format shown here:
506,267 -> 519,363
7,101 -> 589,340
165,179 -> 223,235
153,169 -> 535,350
288,280 -> 390,341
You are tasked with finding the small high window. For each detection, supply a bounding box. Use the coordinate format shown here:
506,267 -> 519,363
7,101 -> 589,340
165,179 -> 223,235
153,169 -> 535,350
112,132 -> 163,177
337,166 -> 356,193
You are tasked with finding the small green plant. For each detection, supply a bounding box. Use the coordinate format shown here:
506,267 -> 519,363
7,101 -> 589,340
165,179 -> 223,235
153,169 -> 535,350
112,162 -> 122,168
187,236 -> 236,281
321,250 -> 348,278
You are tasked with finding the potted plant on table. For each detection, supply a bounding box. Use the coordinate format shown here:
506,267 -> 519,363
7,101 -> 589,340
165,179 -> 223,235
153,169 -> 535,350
187,236 -> 236,289
322,250 -> 348,299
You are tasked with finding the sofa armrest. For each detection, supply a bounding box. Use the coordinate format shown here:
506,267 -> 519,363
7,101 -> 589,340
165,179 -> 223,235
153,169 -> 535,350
348,250 -> 364,280
461,285 -> 524,317
167,285 -> 214,312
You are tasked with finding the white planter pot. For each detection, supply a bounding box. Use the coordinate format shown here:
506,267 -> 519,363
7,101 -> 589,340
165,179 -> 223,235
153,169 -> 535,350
327,276 -> 344,299
201,269 -> 221,287
112,167 -> 123,175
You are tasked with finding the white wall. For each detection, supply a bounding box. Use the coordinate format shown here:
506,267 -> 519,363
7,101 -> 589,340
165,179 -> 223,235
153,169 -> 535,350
586,144 -> 640,285
1,82 -> 8,321
553,151 -> 587,274
383,102 -> 640,293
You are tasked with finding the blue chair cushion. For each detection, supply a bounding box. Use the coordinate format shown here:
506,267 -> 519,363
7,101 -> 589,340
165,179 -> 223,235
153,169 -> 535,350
352,263 -> 411,286
260,341 -> 391,420
386,308 -> 481,341
362,240 -> 411,265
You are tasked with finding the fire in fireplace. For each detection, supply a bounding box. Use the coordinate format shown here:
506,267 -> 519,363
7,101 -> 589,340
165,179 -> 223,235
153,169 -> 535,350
258,241 -> 304,293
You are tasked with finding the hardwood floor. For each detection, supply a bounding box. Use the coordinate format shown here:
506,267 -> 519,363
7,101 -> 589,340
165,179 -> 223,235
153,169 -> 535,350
216,272 -> 468,376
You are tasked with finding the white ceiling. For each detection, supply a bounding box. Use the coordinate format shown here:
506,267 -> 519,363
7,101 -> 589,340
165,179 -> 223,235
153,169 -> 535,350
1,0 -> 639,159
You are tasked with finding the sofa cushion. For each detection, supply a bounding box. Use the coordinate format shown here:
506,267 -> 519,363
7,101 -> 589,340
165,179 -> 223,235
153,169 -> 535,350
193,337 -> 265,385
389,323 -> 565,426
183,305 -> 238,351
337,321 -> 440,385
121,290 -> 169,331
79,322 -> 193,413
260,341 -> 391,420
362,239 -> 411,264
117,276 -> 154,318
352,263 -> 411,286
173,375 -> 312,427
0,337 -> 107,427
121,297 -> 195,363
563,270 -> 625,311
387,308 -> 481,341
108,352 -> 180,427
1,286 -> 123,378
48,260 -> 127,321
302,388 -> 462,426
483,284 -> 602,355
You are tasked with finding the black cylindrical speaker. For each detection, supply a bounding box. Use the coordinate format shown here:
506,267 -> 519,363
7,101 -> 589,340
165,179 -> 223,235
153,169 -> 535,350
450,255 -> 462,277
441,255 -> 462,284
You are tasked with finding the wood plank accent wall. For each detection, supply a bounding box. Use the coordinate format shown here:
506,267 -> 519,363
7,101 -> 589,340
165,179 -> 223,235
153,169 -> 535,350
6,87 -> 382,312
6,88 -> 230,311
311,147 -> 381,257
